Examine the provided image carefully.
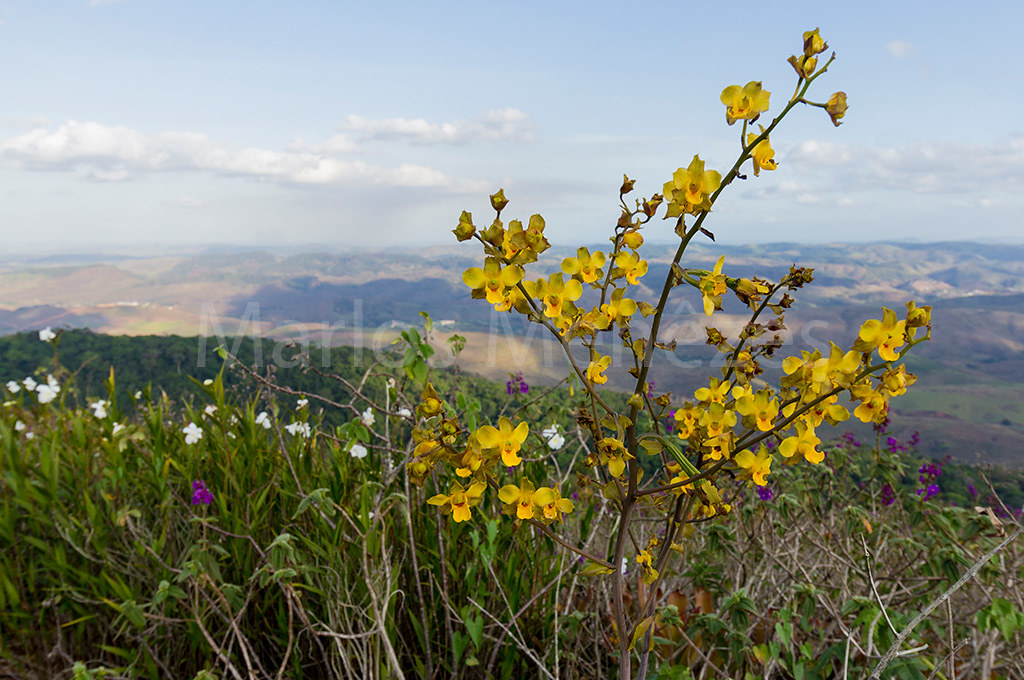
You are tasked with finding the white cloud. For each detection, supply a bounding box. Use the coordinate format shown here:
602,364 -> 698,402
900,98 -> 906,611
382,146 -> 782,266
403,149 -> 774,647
343,108 -> 532,145
787,136 -> 1024,195
885,40 -> 913,58
0,120 -> 490,192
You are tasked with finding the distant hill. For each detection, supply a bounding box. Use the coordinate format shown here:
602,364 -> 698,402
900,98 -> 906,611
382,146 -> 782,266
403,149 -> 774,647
1,241 -> 1023,466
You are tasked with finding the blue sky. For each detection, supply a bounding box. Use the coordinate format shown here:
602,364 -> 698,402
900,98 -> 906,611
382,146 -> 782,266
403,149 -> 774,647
1,0 -> 1022,251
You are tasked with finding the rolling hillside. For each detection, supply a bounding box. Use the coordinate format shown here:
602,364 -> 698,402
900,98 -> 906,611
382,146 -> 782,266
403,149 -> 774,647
2,241 -> 1023,466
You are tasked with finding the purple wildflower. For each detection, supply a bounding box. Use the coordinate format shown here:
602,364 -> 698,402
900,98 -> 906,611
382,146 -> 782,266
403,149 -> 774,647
880,483 -> 897,506
191,479 -> 214,506
967,483 -> 977,498
842,431 -> 861,448
756,485 -> 773,501
506,372 -> 528,395
887,436 -> 908,454
908,431 -> 920,447
915,462 -> 941,500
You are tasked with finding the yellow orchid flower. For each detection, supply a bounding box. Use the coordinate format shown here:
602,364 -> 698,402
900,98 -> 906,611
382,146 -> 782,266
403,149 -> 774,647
803,394 -> 850,427
587,355 -> 612,385
498,478 -> 539,520
613,250 -> 648,285
704,432 -> 734,461
735,391 -> 779,432
476,417 -> 529,467
524,272 -> 583,319
428,481 -> 487,523
534,486 -> 574,522
734,444 -> 773,486
462,258 -> 525,311
699,402 -> 738,439
663,155 -> 722,216
621,230 -> 643,251
599,288 -> 637,328
695,377 -> 731,405
561,247 -> 606,284
698,256 -> 727,315
597,437 -> 630,477
855,308 -> 906,361
720,81 -> 770,125
747,125 -> 777,176
673,403 -> 700,440
779,419 -> 823,464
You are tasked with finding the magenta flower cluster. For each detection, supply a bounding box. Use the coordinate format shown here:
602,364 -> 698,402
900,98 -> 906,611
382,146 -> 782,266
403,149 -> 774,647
191,479 -> 214,506
505,372 -> 529,395
916,461 -> 942,500
880,483 -> 897,506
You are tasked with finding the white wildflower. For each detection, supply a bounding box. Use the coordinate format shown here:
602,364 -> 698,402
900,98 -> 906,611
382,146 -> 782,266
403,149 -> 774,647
112,423 -> 125,436
285,421 -> 311,438
134,390 -> 143,399
397,407 -> 412,418
90,400 -> 108,419
296,398 -> 309,409
255,411 -> 272,429
36,383 -> 59,404
542,424 -> 565,450
39,327 -> 56,342
183,422 -> 203,445
361,407 -> 375,427
22,377 -> 37,392
25,432 -> 34,440
349,444 -> 368,459
14,420 -> 25,432
204,404 -> 217,417
203,379 -> 213,386
6,380 -> 19,393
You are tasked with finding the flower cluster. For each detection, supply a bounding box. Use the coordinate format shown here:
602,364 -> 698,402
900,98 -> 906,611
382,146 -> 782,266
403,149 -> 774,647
419,32 -> 930,605
410,383 -> 574,525
506,372 -> 529,395
916,461 -> 942,500
5,375 -> 63,404
190,479 -> 214,506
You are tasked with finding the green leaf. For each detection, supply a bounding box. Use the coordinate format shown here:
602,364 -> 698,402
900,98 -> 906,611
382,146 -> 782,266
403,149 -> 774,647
628,614 -> 656,651
466,614 -> 483,649
578,561 -> 616,576
638,438 -> 664,455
